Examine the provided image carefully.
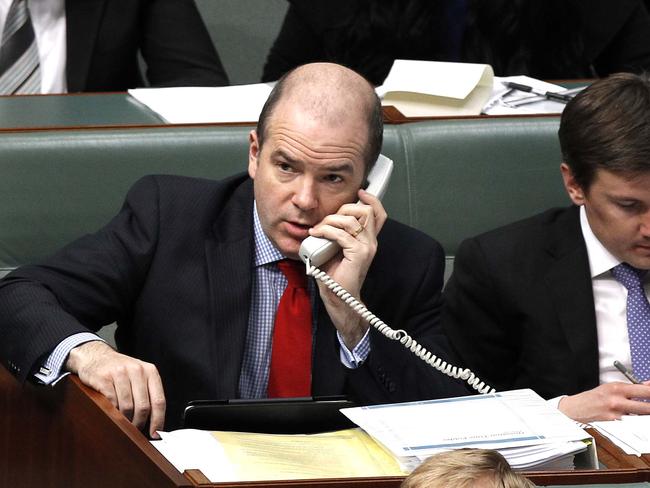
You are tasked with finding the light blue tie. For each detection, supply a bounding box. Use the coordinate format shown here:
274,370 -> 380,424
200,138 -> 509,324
612,263 -> 650,381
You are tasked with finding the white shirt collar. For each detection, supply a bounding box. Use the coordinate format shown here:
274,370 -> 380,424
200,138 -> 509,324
579,205 -> 621,279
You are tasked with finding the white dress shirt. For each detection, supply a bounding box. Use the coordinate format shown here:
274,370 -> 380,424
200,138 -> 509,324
580,205 -> 650,384
0,0 -> 67,93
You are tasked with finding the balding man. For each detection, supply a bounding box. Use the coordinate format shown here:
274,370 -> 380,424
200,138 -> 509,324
0,63 -> 466,436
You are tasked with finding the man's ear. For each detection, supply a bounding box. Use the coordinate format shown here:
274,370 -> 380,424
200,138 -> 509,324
248,130 -> 260,179
560,163 -> 586,205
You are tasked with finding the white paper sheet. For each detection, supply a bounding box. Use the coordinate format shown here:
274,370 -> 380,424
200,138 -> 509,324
151,429 -> 237,481
128,83 -> 274,124
377,59 -> 494,116
593,415 -> 650,456
482,75 -> 580,115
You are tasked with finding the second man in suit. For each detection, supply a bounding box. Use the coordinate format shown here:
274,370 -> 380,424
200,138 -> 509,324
443,72 -> 650,423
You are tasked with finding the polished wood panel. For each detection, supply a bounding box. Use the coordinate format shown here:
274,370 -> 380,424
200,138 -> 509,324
2,364 -> 650,487
0,365 -> 189,488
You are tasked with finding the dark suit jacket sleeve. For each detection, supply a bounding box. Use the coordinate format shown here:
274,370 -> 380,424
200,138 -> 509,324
0,177 -> 160,383
261,3 -> 325,82
442,237 -> 519,393
140,0 -> 229,87
344,229 -> 470,403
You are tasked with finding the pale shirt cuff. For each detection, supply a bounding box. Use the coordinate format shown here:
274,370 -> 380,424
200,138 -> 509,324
547,395 -> 566,410
34,332 -> 105,385
337,328 -> 371,369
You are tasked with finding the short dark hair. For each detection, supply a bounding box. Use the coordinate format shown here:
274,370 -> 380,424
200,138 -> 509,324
256,67 -> 383,175
558,72 -> 650,190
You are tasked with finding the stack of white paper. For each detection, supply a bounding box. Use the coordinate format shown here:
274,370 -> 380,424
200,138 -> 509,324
592,416 -> 650,456
341,389 -> 597,471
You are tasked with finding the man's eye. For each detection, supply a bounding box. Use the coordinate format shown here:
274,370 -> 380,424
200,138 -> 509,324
277,162 -> 293,172
617,201 -> 640,211
324,174 -> 343,183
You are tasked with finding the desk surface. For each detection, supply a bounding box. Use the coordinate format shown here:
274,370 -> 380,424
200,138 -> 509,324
0,93 -> 164,130
0,87 -> 582,131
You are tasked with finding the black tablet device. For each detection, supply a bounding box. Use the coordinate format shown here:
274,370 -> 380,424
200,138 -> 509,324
181,396 -> 357,434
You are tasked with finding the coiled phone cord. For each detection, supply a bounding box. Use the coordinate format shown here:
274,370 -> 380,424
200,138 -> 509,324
306,260 -> 495,395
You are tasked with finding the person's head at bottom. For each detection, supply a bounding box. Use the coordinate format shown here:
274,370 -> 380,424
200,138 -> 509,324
401,448 -> 536,488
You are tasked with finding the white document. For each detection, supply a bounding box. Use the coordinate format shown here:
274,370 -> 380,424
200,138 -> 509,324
151,428 -> 405,482
482,75 -> 576,115
341,389 -> 595,470
593,415 -> 650,456
377,59 -> 494,117
128,83 -> 274,124
151,429 -> 237,481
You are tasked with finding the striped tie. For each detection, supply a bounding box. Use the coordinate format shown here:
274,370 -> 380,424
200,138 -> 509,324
0,0 -> 40,94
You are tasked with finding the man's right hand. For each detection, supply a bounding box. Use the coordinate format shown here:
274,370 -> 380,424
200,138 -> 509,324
558,382 -> 650,423
65,341 -> 166,438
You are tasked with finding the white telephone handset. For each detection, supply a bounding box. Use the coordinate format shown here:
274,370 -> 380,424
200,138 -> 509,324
298,154 -> 494,395
299,154 -> 394,267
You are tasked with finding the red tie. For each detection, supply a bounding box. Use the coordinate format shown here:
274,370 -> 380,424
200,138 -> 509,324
267,259 -> 312,397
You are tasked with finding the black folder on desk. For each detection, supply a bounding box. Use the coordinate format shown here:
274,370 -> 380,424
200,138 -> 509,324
181,396 -> 356,434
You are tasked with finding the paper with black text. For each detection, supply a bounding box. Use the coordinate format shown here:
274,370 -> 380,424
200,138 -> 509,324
341,389 -> 596,470
151,428 -> 405,482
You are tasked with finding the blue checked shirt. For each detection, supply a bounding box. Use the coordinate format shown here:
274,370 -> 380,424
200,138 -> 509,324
37,203 -> 371,390
238,203 -> 370,398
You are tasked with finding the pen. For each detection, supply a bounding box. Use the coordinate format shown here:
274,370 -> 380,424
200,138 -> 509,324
614,360 -> 641,384
505,87 -> 585,108
503,81 -> 575,103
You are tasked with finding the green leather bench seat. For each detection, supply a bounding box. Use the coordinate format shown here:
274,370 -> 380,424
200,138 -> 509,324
0,117 -> 569,278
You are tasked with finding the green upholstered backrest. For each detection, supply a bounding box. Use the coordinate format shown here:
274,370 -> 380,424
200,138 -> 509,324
0,126 -> 249,274
385,117 -> 569,255
0,117 -> 569,276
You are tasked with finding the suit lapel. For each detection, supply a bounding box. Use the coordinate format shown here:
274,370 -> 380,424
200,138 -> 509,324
65,0 -> 107,92
204,179 -> 255,399
544,207 -> 600,388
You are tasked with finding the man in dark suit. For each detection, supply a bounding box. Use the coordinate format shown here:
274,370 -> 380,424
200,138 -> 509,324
3,0 -> 228,93
443,73 -> 650,424
65,0 -> 228,91
0,62 -> 465,437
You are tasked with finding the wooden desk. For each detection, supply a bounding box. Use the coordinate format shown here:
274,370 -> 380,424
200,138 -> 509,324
2,365 -> 650,488
0,90 -> 580,133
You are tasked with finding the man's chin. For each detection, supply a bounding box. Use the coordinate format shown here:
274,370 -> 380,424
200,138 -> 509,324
625,249 -> 650,270
275,237 -> 302,260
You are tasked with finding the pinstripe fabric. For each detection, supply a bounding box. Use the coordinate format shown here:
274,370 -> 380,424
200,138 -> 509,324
0,0 -> 40,94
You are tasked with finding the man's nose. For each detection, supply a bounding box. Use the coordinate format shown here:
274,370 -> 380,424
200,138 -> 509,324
641,211 -> 650,238
292,177 -> 318,211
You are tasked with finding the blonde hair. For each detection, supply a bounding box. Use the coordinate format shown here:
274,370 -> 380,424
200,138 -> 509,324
401,449 -> 536,488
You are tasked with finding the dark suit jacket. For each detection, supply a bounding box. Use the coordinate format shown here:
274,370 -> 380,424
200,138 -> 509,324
442,206 -> 600,399
262,0 -> 650,85
0,174 -> 466,429
65,0 -> 228,92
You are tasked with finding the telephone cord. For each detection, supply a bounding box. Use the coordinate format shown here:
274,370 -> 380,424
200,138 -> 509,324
305,261 -> 495,395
